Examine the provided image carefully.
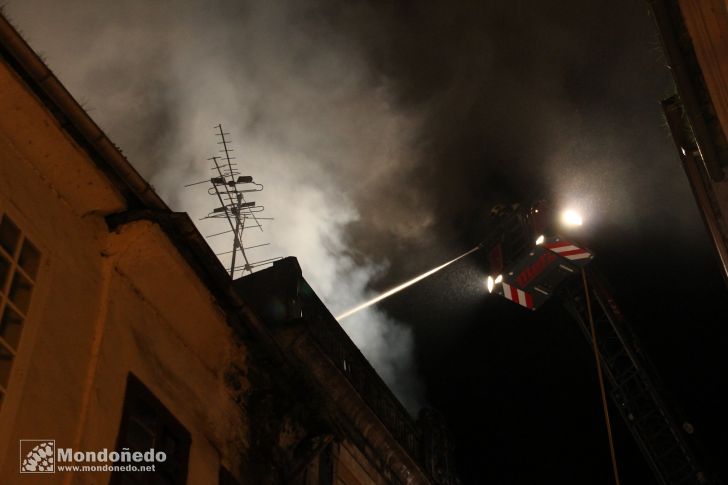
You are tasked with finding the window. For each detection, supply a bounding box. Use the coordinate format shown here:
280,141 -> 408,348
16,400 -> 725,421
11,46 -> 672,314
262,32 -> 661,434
111,374 -> 191,485
0,214 -> 41,408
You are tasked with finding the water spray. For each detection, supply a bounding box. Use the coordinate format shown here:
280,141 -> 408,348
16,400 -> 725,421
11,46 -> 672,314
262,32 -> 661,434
336,245 -> 482,320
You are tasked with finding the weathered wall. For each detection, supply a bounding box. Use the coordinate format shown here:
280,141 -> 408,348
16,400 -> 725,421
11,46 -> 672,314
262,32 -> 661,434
336,441 -> 389,485
0,21 -> 439,484
679,0 -> 728,145
678,0 -> 728,280
0,53 -> 249,484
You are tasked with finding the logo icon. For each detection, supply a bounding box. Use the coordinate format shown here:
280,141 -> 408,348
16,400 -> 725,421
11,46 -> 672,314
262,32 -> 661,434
20,440 -> 55,473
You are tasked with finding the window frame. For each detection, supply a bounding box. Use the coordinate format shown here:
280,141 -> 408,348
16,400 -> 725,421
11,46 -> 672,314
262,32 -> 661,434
110,373 -> 192,485
0,212 -> 42,407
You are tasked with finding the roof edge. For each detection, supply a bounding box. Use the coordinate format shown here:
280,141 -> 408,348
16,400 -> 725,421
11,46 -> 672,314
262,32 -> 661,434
0,9 -> 169,210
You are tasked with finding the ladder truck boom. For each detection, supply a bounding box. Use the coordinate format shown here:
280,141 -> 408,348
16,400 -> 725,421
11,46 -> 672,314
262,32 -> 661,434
479,201 -> 719,485
560,271 -> 714,485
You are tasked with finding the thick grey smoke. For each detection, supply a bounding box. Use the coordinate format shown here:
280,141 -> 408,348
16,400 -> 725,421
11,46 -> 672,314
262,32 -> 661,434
5,0 -> 709,414
5,0 -> 427,410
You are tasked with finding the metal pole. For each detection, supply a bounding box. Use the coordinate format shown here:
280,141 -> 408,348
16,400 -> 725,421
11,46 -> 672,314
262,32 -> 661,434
582,267 -> 622,485
229,194 -> 241,278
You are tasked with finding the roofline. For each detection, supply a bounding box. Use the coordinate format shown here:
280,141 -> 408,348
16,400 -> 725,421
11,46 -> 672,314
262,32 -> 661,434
0,12 -> 438,482
0,9 -> 169,210
0,7 -> 283,404
0,8 -> 256,332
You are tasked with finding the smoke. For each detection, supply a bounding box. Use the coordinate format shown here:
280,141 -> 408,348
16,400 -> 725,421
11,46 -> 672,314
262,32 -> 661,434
5,0 -> 428,411
5,0 -> 708,413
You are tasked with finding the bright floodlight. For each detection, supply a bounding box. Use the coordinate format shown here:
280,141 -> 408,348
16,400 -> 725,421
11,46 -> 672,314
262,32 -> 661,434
486,275 -> 495,293
495,274 -> 503,284
561,209 -> 583,226
535,234 -> 545,245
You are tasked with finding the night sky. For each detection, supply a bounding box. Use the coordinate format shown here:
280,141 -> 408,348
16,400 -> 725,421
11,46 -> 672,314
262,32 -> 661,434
336,1 -> 728,483
7,1 -> 728,484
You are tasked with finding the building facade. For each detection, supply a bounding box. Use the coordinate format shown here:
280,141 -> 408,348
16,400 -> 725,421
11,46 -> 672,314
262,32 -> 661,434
0,12 -> 458,485
650,0 -> 728,283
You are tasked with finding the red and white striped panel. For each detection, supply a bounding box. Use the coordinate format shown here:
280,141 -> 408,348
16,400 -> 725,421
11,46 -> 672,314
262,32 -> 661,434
502,282 -> 534,310
543,241 -> 591,261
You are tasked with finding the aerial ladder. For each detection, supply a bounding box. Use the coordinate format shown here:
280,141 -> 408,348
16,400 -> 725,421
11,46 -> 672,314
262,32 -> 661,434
480,201 -> 720,485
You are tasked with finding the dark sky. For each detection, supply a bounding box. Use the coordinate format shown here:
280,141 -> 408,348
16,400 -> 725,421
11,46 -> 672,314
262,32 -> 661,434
337,1 -> 728,484
7,1 -> 728,484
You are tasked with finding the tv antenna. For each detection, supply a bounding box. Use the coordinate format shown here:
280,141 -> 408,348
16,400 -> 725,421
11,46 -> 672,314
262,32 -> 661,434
186,124 -> 280,278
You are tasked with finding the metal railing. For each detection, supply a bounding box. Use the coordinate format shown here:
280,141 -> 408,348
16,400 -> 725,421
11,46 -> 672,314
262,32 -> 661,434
299,285 -> 424,463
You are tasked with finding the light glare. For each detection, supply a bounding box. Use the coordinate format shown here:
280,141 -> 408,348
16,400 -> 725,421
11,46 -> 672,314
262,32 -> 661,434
486,275 -> 495,293
495,274 -> 503,284
561,209 -> 583,226
535,234 -> 545,245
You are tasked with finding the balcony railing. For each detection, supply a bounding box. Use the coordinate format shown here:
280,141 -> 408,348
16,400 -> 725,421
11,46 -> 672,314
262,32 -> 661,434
299,283 -> 424,463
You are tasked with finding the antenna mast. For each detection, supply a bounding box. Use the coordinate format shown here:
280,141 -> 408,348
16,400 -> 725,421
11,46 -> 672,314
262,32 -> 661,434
186,124 -> 280,278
